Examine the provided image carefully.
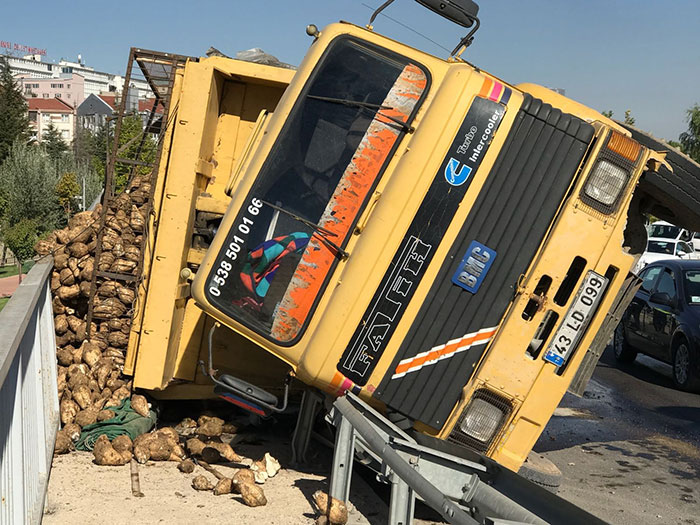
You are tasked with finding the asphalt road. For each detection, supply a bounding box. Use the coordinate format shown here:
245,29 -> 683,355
536,346 -> 700,524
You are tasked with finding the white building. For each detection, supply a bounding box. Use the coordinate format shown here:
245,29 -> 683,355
6,54 -> 151,99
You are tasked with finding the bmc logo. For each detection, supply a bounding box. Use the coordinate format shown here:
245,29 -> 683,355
444,157 -> 472,186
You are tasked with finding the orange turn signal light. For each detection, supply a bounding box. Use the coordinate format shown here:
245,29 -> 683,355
606,131 -> 641,163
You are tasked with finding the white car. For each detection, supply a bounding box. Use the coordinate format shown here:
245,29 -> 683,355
635,237 -> 697,273
692,232 -> 700,253
647,220 -> 693,243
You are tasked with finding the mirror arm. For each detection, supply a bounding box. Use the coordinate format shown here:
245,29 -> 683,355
451,15 -> 480,56
368,0 -> 396,28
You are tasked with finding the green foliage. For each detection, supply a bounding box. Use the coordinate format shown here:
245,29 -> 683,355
0,55 -> 30,162
601,110 -> 614,119
623,109 -> 635,126
667,139 -> 682,150
55,171 -> 81,214
114,114 -> 156,193
0,141 -> 63,233
3,218 -> 38,263
56,151 -> 104,214
43,121 -> 69,160
679,104 -> 700,163
0,260 -> 33,278
72,125 -> 107,207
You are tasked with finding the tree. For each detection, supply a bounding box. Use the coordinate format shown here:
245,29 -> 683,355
55,171 -> 81,214
113,114 -> 156,193
3,219 -> 37,284
54,155 -> 103,214
43,121 -> 69,160
601,110 -> 614,119
73,123 -> 108,185
0,55 -> 30,162
679,104 -> 700,163
0,141 -> 63,233
623,109 -> 636,126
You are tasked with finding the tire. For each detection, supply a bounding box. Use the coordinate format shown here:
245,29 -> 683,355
613,323 -> 637,363
517,452 -> 561,493
672,339 -> 700,392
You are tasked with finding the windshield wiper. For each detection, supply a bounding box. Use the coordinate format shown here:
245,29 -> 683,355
307,95 -> 414,133
261,200 -> 349,260
307,95 -> 390,110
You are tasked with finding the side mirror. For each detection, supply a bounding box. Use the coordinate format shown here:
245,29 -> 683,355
650,291 -> 674,307
414,0 -> 479,28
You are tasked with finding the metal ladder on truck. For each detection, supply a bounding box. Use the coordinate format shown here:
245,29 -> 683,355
324,393 -> 606,525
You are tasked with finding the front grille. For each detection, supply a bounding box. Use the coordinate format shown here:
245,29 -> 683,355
448,388 -> 513,453
376,94 -> 595,429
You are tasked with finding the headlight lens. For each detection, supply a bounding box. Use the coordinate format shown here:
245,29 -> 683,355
459,398 -> 505,443
583,160 -> 628,206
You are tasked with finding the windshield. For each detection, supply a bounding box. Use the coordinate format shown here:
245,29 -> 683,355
205,37 -> 428,343
649,223 -> 681,239
684,270 -> 700,305
647,240 -> 675,254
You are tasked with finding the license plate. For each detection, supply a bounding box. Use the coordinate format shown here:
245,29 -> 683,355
544,271 -> 609,367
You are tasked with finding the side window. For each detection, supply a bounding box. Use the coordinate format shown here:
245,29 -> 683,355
677,242 -> 692,256
655,269 -> 677,300
640,266 -> 661,293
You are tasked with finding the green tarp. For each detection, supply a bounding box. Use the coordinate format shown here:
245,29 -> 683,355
75,398 -> 156,451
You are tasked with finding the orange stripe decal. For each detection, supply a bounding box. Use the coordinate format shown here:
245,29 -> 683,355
270,64 -> 427,342
478,77 -> 493,99
391,326 -> 498,379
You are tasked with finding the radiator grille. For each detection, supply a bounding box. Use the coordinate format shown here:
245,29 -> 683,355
376,94 -> 595,429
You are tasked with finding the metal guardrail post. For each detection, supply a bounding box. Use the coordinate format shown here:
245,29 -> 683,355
0,260 -> 59,524
329,413 -> 356,504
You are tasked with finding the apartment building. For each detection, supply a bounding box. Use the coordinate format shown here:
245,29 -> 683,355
16,73 -> 85,107
27,98 -> 75,144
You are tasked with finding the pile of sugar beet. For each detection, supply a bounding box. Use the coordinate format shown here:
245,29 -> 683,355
34,174 -> 152,444
38,175 -> 350,521
35,176 -> 281,507
34,174 -> 149,443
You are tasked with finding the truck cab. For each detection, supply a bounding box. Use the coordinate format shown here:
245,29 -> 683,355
191,19 -> 672,471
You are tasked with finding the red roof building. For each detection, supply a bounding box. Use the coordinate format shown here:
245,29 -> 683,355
27,97 -> 76,144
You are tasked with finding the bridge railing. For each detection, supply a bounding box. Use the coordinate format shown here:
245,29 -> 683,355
0,259 -> 58,525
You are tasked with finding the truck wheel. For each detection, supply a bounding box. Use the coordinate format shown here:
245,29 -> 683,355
517,452 -> 561,493
613,324 -> 637,363
672,340 -> 700,392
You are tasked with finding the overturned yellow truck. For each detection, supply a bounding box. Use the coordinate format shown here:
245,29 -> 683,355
129,1 -> 700,479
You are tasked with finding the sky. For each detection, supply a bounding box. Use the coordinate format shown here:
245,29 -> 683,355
2,0 -> 698,140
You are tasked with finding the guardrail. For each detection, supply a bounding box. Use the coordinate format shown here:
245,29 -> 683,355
0,259 -> 58,524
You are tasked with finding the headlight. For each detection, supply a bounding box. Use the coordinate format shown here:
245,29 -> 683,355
583,160 -> 628,206
579,130 -> 641,214
449,388 -> 513,452
459,397 -> 506,443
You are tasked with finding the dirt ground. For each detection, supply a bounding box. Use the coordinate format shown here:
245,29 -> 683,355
43,413 -> 437,525
45,451 -> 343,525
44,356 -> 700,525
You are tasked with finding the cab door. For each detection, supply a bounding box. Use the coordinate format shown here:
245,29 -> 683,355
645,266 -> 679,361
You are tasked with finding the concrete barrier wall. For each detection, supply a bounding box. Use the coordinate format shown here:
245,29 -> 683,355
0,260 -> 58,524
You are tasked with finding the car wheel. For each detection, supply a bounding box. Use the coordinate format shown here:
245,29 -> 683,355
672,340 -> 700,391
613,323 -> 637,363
